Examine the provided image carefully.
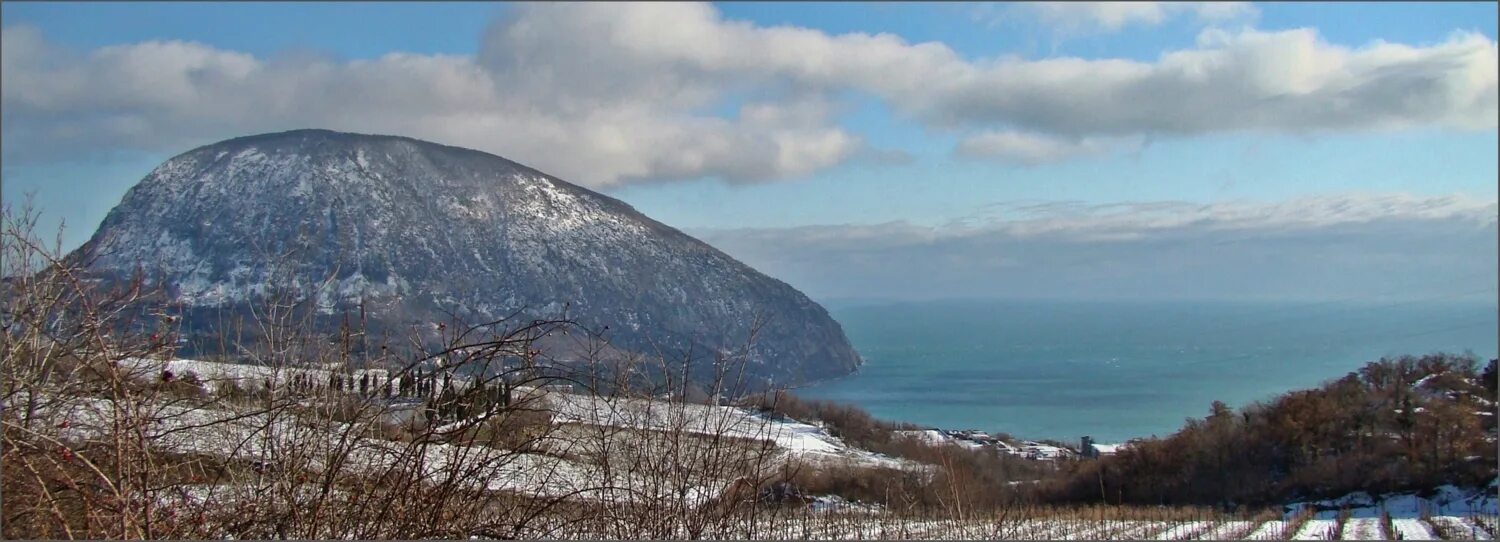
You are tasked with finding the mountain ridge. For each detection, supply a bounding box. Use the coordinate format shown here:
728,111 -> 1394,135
72,128 -> 862,386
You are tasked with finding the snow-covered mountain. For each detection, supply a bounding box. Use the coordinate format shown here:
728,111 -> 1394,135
71,129 -> 861,385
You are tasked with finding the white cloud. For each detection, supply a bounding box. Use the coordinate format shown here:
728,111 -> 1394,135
1,19 -> 863,187
455,5 -> 1500,143
906,28 -> 1498,136
2,3 -> 1496,179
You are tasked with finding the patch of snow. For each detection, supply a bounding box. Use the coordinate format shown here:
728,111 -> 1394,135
1147,520 -> 1212,540
1340,517 -> 1385,540
1245,520 -> 1290,540
1293,518 -> 1340,540
541,392 -> 917,471
1287,485 -> 1499,520
1391,519 -> 1438,540
1198,520 -> 1258,540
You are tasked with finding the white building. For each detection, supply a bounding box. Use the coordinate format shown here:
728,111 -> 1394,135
1080,435 -> 1127,458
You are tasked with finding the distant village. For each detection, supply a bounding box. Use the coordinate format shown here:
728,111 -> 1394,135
893,428 -> 1136,462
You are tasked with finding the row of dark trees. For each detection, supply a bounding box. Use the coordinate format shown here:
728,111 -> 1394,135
1038,353 -> 1498,507
277,366 -> 509,400
422,372 -> 515,426
269,365 -> 517,428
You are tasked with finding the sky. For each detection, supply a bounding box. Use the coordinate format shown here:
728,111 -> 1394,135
2,2 -> 1497,303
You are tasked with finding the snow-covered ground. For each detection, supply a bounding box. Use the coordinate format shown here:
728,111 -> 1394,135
543,391 -> 917,471
631,516 -> 1500,540
1285,483 -> 1500,519
1199,520 -> 1260,540
1265,485 -> 1500,540
1391,518 -> 1440,540
31,357 -> 1500,538
1245,519 -> 1291,540
121,357 -> 912,472
1291,518 -> 1339,540
25,390 -> 664,503
22,386 -> 1499,539
1339,517 -> 1384,540
1148,520 -> 1212,539
56,357 -> 918,505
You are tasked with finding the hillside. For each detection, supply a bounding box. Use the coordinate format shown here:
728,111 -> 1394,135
7,352 -> 1494,539
67,129 -> 861,387
1042,353 -> 1499,508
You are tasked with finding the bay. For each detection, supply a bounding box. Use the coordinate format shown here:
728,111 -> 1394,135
796,299 -> 1499,443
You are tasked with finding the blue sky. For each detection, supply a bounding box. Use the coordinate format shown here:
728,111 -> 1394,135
2,2 -> 1496,302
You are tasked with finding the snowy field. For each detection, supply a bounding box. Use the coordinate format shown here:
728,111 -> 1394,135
41,357 -> 917,505
120,357 -> 916,471
543,391 -> 917,471
1286,484 -> 1499,520
26,390 -> 670,503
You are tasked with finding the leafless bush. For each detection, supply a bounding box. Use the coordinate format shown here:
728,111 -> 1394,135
1,200 -> 808,539
5,200 -> 1300,540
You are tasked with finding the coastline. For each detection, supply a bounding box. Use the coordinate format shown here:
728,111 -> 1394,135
786,353 -> 866,392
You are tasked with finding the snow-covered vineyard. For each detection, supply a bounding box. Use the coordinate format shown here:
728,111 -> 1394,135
502,486 -> 1500,540
522,515 -> 1499,540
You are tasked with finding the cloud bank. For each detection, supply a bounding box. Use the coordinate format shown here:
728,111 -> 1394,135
693,194 -> 1500,303
3,3 -> 1496,186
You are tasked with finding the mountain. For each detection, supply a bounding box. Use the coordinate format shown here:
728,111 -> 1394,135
70,129 -> 861,386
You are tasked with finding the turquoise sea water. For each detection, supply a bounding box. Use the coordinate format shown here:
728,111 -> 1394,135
796,299 -> 1498,443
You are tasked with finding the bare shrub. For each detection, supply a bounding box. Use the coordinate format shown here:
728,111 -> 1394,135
4,198 -> 1304,540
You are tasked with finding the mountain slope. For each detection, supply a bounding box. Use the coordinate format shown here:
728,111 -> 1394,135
72,129 -> 861,386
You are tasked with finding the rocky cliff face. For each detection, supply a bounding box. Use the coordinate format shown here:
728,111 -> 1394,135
73,129 -> 860,386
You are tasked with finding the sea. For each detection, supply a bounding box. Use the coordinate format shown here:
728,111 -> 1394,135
795,299 -> 1499,444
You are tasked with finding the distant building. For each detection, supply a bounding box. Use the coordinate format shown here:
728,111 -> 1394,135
1080,435 -> 1125,459
1021,441 -> 1069,460
894,429 -> 949,446
538,383 -> 576,394
949,429 -> 999,444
